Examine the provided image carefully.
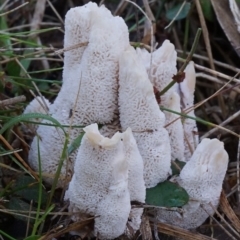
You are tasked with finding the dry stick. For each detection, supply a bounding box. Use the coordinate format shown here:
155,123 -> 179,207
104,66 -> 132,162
200,109 -> 240,139
114,0 -> 128,16
177,51 -> 240,73
237,138 -> 240,207
30,0 -> 49,70
54,42 -> 88,55
195,0 -> 226,118
154,222 -> 217,240
0,95 -> 26,107
46,0 -> 64,25
209,203 -> 240,238
195,63 -> 240,83
201,205 -> 237,240
0,47 -> 57,52
0,0 -> 10,11
194,71 -> 240,111
0,1 -> 28,16
0,46 -> 60,65
220,191 -> 240,232
196,73 -> 240,94
0,134 -> 39,180
15,58 -> 49,113
0,162 -> 22,172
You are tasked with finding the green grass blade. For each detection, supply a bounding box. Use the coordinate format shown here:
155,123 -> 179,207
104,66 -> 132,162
0,113 -> 67,135
68,132 -> 85,155
31,137 -> 43,236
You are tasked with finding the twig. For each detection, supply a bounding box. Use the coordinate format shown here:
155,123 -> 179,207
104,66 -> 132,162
201,109 -> 240,139
196,72 -> 240,94
0,2 -> 28,16
0,135 -> 39,180
0,95 -> 26,107
201,204 -> 237,240
195,0 -> 226,117
177,50 -> 240,73
46,0 -> 64,25
237,138 -> 240,207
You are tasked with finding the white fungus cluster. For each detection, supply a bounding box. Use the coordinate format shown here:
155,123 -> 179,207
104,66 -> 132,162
25,2 -> 229,239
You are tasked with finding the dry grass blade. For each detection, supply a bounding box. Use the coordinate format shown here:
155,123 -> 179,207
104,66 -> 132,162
0,95 -> 26,107
140,215 -> 153,240
200,109 -> 240,139
0,2 -> 29,17
114,0 -> 128,16
41,217 -> 94,240
195,0 -> 226,118
153,222 -> 217,240
219,191 -> 240,232
0,134 -> 39,181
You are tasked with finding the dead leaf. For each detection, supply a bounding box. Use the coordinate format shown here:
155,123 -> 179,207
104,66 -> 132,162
211,0 -> 240,57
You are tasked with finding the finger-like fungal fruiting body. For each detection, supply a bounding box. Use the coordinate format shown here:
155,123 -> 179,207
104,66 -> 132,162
136,43 -> 184,162
75,9 -> 129,124
136,40 -> 177,98
164,91 -> 185,162
62,2 -> 101,83
156,138 -> 228,229
119,46 -> 171,187
28,4 -> 129,187
149,40 -> 177,96
123,128 -> 146,234
65,124 -> 131,239
94,152 -> 130,239
179,61 -> 199,160
65,124 -> 127,215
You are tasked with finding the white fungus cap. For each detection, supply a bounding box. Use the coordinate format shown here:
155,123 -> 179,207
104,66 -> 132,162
136,40 -> 177,96
149,40 -> 177,94
179,61 -> 199,160
74,8 -> 129,125
63,2 -> 102,82
164,91 -> 185,162
28,4 -> 129,187
65,123 -> 131,239
119,46 -> 171,187
156,138 -> 228,229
